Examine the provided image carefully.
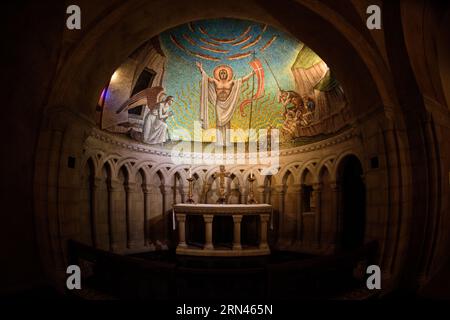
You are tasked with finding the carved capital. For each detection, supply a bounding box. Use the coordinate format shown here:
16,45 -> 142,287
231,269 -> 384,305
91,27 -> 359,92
92,176 -> 103,188
203,214 -> 214,223
161,185 -> 173,194
329,181 -> 339,191
176,213 -> 186,223
108,179 -> 122,191
313,183 -> 323,192
125,182 -> 138,193
142,183 -> 158,194
290,183 -> 302,193
256,185 -> 265,193
232,215 -> 243,223
273,184 -> 286,194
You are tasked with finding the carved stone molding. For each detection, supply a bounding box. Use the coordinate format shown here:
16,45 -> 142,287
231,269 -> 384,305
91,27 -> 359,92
88,126 -> 358,160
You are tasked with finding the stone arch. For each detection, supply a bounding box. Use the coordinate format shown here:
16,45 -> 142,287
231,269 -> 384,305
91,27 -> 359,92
132,161 -> 153,183
335,154 -> 366,251
167,165 -> 188,185
334,151 -> 365,183
227,173 -> 242,204
117,157 -> 138,174
81,153 -> 99,177
172,171 -> 184,204
100,160 -> 114,181
318,162 -> 332,183
299,162 -> 318,185
281,168 -> 294,186
281,167 -> 300,186
98,154 -> 121,179
317,156 -> 336,182
116,162 -> 133,183
241,167 -> 264,187
227,166 -> 245,188
136,167 -> 147,186
81,157 -> 96,180
148,165 -> 169,186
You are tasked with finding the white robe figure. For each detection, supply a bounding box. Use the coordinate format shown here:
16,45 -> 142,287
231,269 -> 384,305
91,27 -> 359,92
132,98 -> 173,144
199,64 -> 248,146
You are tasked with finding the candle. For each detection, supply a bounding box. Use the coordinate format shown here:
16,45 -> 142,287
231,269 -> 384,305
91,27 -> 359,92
250,170 -> 253,179
189,166 -> 192,178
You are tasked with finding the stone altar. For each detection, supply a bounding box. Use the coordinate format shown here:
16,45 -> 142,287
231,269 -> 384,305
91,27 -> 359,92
174,204 -> 272,256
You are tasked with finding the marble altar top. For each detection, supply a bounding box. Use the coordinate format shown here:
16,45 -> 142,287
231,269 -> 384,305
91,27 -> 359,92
173,203 -> 272,214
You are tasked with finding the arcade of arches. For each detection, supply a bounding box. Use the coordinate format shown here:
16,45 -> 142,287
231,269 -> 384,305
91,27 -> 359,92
3,0 -> 450,299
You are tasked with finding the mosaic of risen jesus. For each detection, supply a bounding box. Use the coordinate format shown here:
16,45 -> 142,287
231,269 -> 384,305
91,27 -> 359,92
196,61 -> 253,146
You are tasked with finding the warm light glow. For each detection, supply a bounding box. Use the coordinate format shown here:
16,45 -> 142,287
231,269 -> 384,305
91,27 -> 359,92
111,70 -> 120,82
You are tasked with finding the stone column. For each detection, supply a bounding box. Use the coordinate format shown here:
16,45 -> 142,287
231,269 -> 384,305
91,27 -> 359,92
125,181 -> 139,249
161,185 -> 173,241
257,185 -> 265,204
296,184 -> 304,243
142,184 -> 152,246
232,215 -> 243,250
182,186 -> 190,204
91,176 -> 103,248
240,187 -> 248,204
203,214 -> 214,250
108,179 -> 122,252
176,214 -> 187,248
202,183 -> 211,204
297,184 -> 305,243
273,185 -> 286,242
330,181 -> 340,247
259,214 -> 270,250
313,183 -> 323,247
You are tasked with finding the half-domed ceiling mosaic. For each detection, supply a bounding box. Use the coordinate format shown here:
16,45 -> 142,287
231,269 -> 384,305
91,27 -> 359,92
100,18 -> 351,147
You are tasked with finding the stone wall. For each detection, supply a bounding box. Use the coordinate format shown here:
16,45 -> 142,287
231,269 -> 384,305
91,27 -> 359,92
69,126 -> 366,256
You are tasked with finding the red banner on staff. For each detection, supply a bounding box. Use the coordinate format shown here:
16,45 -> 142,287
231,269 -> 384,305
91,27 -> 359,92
239,58 -> 265,116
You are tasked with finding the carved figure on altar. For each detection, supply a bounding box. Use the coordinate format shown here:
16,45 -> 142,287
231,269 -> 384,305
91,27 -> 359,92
212,165 -> 230,204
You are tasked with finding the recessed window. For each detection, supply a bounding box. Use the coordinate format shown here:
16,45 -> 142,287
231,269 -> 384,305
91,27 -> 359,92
128,68 -> 156,116
131,68 -> 156,96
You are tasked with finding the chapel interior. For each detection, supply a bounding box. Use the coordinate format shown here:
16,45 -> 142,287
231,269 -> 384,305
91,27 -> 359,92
2,0 -> 450,301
